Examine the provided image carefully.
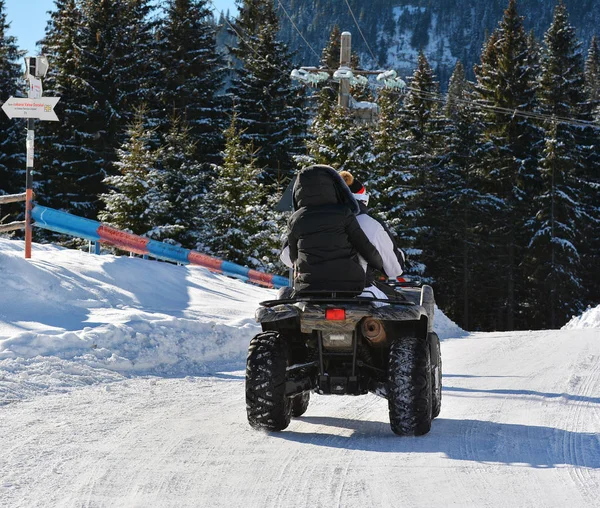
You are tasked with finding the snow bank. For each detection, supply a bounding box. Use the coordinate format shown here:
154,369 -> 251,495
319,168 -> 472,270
562,304 -> 600,330
433,305 -> 467,339
0,239 -> 273,402
0,238 -> 465,403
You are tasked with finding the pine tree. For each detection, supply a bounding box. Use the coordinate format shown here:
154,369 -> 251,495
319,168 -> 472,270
473,0 -> 541,330
99,107 -> 161,236
59,0 -> 159,218
538,2 -> 586,120
152,115 -> 207,247
0,0 -> 25,224
580,35 -> 600,305
321,24 -> 341,70
428,61 -> 493,330
523,123 -> 584,328
229,0 -> 306,184
201,113 -> 281,270
400,51 -> 445,279
37,0 -> 84,215
526,29 -> 542,80
370,87 -> 409,251
523,1 -> 588,327
584,35 -> 599,107
156,0 -> 227,165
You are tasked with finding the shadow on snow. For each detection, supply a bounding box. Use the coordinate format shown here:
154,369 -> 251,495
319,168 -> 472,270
271,416 -> 600,468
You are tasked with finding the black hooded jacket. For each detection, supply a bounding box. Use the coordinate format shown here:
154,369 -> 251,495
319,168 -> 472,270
287,165 -> 383,294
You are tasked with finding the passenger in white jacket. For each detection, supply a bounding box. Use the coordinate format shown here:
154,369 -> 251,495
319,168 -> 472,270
339,171 -> 404,300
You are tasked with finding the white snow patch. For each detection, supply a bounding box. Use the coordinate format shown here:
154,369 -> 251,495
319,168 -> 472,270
0,238 -> 273,402
0,238 -> 464,404
562,304 -> 600,330
434,304 -> 467,339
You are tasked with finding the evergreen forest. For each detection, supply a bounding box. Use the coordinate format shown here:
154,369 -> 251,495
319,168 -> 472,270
0,0 -> 599,332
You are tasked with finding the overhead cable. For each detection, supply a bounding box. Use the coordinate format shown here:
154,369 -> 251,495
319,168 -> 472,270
208,0 -> 289,78
342,0 -> 380,67
277,0 -> 321,62
404,86 -> 600,130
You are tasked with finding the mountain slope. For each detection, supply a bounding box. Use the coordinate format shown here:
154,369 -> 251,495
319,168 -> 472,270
278,0 -> 600,85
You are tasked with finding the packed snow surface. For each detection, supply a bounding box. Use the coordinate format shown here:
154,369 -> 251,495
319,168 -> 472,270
1,238 -> 598,507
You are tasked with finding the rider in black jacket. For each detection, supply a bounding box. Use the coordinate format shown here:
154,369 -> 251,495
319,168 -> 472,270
286,165 -> 383,294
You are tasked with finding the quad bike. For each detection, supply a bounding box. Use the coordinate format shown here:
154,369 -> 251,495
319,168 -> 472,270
245,281 -> 442,436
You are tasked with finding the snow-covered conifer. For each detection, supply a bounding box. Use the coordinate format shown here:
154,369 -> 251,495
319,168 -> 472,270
0,0 -> 25,224
99,107 -> 162,236
523,123 -> 585,328
156,0 -> 227,165
370,88 -> 408,250
524,1 -> 590,327
579,36 -> 600,305
62,0 -> 159,218
229,0 -> 307,184
398,51 -> 446,279
473,0 -> 542,330
36,0 -> 85,216
428,61 -> 492,330
584,35 -> 600,107
201,112 -> 283,271
151,116 -> 207,247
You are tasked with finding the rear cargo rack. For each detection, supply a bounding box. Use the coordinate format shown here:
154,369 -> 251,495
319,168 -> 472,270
259,295 -> 414,308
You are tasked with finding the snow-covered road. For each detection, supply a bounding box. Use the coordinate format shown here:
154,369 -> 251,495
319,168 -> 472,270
2,328 -> 599,508
1,239 -> 599,507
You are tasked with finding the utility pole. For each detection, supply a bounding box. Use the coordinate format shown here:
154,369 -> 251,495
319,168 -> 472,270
338,31 -> 352,110
291,31 -> 405,123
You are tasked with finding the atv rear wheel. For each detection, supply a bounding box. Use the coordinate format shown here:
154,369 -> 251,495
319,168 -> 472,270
387,336 -> 433,436
291,392 -> 310,417
429,332 -> 442,418
246,331 -> 291,431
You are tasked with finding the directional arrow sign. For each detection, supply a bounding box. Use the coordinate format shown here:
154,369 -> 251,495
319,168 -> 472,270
1,96 -> 60,121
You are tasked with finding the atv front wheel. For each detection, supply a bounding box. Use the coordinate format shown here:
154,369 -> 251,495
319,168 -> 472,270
387,336 -> 433,436
246,331 -> 291,431
291,392 -> 310,417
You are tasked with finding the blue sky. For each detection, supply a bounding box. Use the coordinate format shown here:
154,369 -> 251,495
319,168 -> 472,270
4,0 -> 238,56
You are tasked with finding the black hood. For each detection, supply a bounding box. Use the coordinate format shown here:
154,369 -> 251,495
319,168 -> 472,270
292,165 -> 359,214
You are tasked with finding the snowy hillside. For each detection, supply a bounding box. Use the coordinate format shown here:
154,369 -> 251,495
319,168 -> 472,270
1,238 -> 599,508
279,0 -> 600,85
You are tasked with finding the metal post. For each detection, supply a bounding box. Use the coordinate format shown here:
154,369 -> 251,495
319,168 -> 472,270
338,32 -> 352,109
24,118 -> 34,259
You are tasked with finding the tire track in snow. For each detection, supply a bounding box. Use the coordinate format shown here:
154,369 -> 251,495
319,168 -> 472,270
564,351 -> 600,505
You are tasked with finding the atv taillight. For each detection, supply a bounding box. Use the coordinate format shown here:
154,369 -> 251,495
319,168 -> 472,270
326,308 -> 345,320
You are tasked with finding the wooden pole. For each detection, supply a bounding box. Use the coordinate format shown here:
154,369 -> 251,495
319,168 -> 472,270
338,32 -> 352,109
0,192 -> 27,204
25,118 -> 34,259
0,221 -> 26,233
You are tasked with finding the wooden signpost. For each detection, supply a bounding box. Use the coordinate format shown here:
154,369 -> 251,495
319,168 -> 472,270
1,55 -> 60,258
